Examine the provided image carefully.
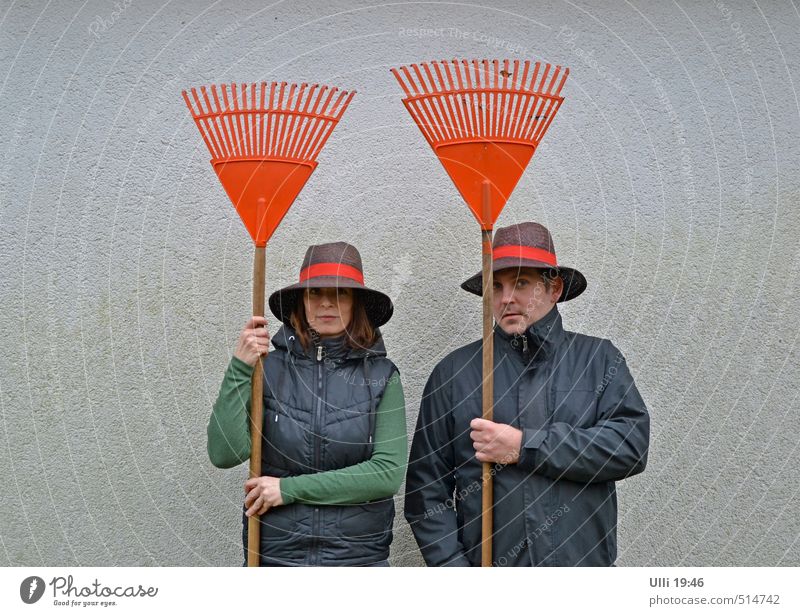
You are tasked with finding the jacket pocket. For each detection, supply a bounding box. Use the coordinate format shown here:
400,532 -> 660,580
263,404 -> 311,472
337,501 -> 393,539
261,502 -> 298,540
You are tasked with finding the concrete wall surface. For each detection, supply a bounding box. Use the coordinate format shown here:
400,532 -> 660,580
1,0 -> 798,566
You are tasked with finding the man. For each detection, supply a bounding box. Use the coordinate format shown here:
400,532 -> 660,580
405,222 -> 650,566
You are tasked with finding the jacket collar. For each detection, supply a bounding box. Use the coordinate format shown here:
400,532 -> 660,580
271,324 -> 387,361
496,305 -> 565,366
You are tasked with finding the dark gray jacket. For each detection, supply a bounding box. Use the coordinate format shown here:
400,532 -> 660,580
404,306 -> 649,566
243,325 -> 397,566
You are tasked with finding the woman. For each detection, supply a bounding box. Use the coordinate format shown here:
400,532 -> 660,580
207,242 -> 407,566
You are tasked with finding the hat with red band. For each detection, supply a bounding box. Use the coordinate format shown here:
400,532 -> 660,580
460,222 -> 587,301
269,241 -> 393,327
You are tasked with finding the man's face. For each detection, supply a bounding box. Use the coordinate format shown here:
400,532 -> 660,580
492,267 -> 563,335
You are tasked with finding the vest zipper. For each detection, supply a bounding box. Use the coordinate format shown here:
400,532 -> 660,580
312,343 -> 324,565
314,344 -> 324,469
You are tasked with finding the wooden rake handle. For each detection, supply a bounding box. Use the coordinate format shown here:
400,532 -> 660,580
480,180 -> 494,567
248,199 -> 267,567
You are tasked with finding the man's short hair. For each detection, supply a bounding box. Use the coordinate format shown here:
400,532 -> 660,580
540,267 -> 561,290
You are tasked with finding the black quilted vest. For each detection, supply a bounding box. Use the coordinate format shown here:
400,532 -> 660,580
242,325 -> 397,566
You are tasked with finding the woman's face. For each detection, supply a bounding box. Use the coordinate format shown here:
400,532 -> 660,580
303,287 -> 354,338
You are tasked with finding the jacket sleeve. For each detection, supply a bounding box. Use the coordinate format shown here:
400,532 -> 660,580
404,362 -> 471,566
517,341 -> 650,483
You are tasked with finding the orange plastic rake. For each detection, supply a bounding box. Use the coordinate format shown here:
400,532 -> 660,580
182,81 -> 355,566
183,82 -> 355,246
391,59 -> 568,566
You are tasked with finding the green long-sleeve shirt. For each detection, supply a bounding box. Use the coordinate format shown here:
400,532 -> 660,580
207,356 -> 408,505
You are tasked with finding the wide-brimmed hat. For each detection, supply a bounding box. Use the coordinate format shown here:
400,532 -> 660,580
269,242 -> 393,328
461,222 -> 587,301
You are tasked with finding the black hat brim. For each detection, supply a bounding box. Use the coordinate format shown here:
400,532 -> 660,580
268,276 -> 394,328
460,258 -> 587,302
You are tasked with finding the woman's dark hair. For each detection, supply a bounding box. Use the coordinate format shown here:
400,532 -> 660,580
290,288 -> 378,351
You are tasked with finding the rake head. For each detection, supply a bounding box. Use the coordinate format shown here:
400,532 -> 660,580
391,59 -> 568,229
182,81 -> 355,246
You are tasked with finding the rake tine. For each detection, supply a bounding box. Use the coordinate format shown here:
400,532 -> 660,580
409,99 -> 439,149
519,60 -> 531,92
269,82 -> 286,158
217,84 -> 237,157
296,85 -> 328,161
184,89 -> 219,159
234,82 -> 253,158
443,60 -> 466,139
231,83 -> 249,158
512,63 -> 538,140
265,82 -> 276,157
308,89 -> 352,161
277,83 -> 298,158
545,65 -> 560,95
281,82 -> 305,159
553,65 -> 569,96
521,89 -> 549,143
495,60 -> 506,138
208,85 -> 233,158
435,61 -> 463,140
537,63 -> 552,95
287,83 -> 318,160
471,60 -> 487,140
504,60 -> 524,137
528,67 -> 564,143
410,63 -> 431,95
389,67 -> 410,97
486,60 -> 497,138
192,87 -> 218,158
329,87 -> 354,120
248,82 -> 257,157
399,65 -> 422,96
257,81 -> 266,157
416,63 -> 451,143
422,62 -> 453,142
243,83 -> 252,157
299,84 -> 327,156
491,59 -> 501,138
232,82 -> 244,155
439,60 -> 464,140
316,84 -> 337,117
458,60 -> 475,139
301,85 -> 336,160
305,87 -> 339,160
534,76 -> 565,143
397,65 -> 438,144
533,93 -> 564,145
431,61 -> 461,141
499,60 -> 514,138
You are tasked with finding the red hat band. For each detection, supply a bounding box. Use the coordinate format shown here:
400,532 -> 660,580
298,262 -> 365,285
492,244 -> 558,267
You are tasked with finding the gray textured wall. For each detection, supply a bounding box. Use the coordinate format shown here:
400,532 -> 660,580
1,0 -> 798,567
